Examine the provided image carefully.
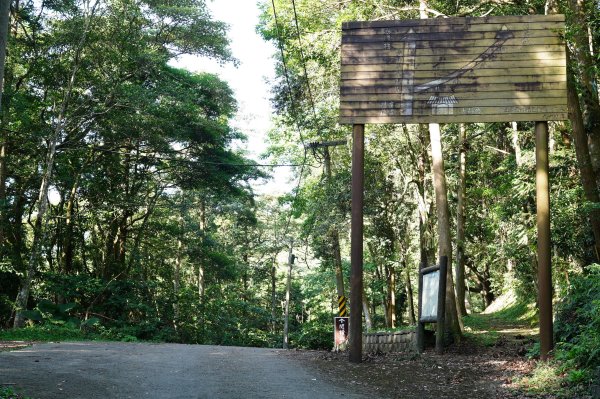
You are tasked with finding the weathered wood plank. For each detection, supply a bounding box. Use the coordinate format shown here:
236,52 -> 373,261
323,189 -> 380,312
341,90 -> 567,102
341,59 -> 566,68
343,22 -> 565,35
342,15 -> 564,30
343,49 -> 564,60
340,105 -> 567,117
340,64 -> 565,74
341,37 -> 563,49
341,82 -> 566,95
340,97 -> 567,109
341,30 -> 561,44
341,75 -> 567,85
340,113 -> 568,124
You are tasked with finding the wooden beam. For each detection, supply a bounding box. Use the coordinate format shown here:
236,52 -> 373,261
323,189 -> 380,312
349,124 -> 364,364
536,121 -> 553,360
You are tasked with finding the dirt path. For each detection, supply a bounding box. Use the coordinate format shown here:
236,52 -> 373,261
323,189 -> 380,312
0,342 -> 374,399
284,338 -> 543,399
281,306 -> 554,399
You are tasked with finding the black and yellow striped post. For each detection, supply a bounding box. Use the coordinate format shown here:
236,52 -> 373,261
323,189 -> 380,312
337,295 -> 347,317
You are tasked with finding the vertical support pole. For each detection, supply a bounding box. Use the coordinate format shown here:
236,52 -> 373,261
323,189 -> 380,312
349,124 -> 365,363
535,121 -> 553,360
436,256 -> 448,354
416,254 -> 426,353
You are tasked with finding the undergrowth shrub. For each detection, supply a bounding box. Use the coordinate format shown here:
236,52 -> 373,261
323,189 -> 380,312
553,264 -> 600,387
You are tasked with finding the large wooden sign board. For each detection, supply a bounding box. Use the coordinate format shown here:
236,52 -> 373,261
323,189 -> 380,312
340,15 -> 567,124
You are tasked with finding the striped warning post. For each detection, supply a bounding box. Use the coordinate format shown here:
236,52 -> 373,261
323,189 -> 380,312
338,295 -> 347,317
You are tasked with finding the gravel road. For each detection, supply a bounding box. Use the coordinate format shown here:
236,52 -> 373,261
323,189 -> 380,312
0,342 -> 375,399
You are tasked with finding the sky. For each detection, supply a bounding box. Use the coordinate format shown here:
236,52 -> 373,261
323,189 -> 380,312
173,0 -> 293,195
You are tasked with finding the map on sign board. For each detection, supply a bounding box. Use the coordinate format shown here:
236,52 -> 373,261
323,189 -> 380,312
340,15 -> 567,124
421,270 -> 439,320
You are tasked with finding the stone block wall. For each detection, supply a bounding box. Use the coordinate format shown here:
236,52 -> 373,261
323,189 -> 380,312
362,330 -> 416,353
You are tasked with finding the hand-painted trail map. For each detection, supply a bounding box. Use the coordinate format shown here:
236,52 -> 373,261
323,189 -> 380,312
340,15 -> 567,124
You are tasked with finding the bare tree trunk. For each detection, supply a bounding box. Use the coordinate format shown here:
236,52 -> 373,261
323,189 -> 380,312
429,123 -> 461,343
455,124 -> 468,317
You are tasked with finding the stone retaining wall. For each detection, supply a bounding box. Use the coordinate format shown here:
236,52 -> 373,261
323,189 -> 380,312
362,330 -> 416,353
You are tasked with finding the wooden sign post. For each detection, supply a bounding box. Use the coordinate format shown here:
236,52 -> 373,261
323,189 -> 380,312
334,316 -> 350,351
341,15 -> 567,363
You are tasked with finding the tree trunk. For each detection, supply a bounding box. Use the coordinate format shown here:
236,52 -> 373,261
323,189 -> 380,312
270,256 -> 277,332
362,289 -> 372,331
368,242 -> 389,327
567,49 -> 600,261
198,199 -> 206,299
173,214 -> 182,328
455,124 -> 468,317
0,0 -> 11,248
61,176 -> 79,274
13,1 -> 98,328
404,259 -> 416,325
386,264 -> 396,328
331,229 -> 345,298
0,0 -> 10,107
242,252 -> 249,302
567,0 -> 600,181
323,147 -> 346,298
511,122 -> 522,166
283,243 -> 293,349
429,123 -> 461,343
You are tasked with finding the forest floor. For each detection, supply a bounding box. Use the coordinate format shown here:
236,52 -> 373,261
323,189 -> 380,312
283,296 -> 588,399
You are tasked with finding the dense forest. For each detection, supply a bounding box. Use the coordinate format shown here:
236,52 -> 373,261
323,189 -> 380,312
0,0 -> 598,395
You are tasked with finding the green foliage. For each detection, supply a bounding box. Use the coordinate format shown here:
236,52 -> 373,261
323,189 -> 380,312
290,320 -> 332,350
554,265 -> 600,378
21,299 -> 84,328
518,265 -> 600,397
0,386 -> 31,399
0,325 -> 88,342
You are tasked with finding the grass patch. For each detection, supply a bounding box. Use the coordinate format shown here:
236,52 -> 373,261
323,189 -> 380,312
0,386 -> 31,399
463,301 -> 538,331
515,360 -> 593,398
0,325 -> 88,342
517,361 -> 563,393
0,324 -> 139,343
462,298 -> 538,347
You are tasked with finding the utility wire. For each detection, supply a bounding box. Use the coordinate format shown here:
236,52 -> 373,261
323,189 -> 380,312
59,145 -> 311,168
